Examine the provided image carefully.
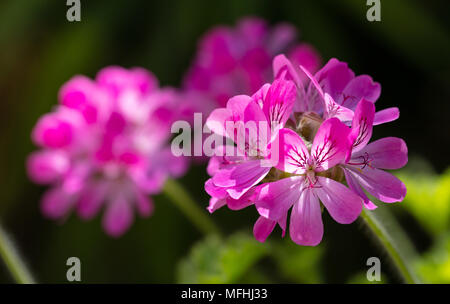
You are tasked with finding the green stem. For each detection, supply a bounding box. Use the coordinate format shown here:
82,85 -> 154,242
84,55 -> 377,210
163,179 -> 220,236
360,208 -> 420,284
0,225 -> 35,284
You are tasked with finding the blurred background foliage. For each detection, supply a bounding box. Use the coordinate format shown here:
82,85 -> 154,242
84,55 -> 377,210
0,0 -> 449,283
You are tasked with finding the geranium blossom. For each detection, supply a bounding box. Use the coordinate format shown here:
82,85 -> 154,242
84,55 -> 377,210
28,66 -> 187,237
205,54 -> 408,246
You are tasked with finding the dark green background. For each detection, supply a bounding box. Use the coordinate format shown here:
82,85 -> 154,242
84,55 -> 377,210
0,0 -> 449,283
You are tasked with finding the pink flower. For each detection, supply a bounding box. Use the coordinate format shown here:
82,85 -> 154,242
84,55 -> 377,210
342,99 -> 408,210
204,79 -> 296,215
182,17 -> 321,116
254,119 -> 363,246
204,55 -> 408,246
28,66 -> 187,237
273,55 -> 399,125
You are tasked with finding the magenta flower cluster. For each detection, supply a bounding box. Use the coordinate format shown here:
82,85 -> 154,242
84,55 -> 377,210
28,17 -> 408,243
28,67 -> 187,237
205,55 -> 408,246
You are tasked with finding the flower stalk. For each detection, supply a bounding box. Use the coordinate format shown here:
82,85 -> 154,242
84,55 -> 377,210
360,208 -> 420,284
163,179 -> 220,236
0,225 -> 35,284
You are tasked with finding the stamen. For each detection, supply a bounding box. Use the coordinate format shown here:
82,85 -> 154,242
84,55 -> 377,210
348,152 -> 372,168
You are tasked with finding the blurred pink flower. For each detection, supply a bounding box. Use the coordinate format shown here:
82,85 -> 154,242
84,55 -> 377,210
28,66 -> 187,237
182,17 -> 321,116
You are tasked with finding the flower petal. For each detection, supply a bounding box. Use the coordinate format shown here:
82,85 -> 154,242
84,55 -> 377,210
254,176 -> 303,221
253,216 -> 277,243
272,54 -> 303,89
227,188 -> 255,210
311,118 -> 352,171
345,166 -> 407,203
242,100 -> 270,152
205,178 -> 228,199
267,23 -> 297,54
135,191 -> 154,217
262,79 -> 296,130
160,148 -> 188,178
58,76 -> 107,124
212,160 -> 270,199
130,165 -> 167,194
340,75 -> 381,109
316,176 -> 362,224
206,95 -> 254,139
352,137 -> 408,170
275,128 -> 309,174
27,150 -> 70,184
373,107 -> 399,125
288,44 -> 321,81
251,83 -> 271,108
32,111 -> 78,148
272,55 -> 307,112
289,188 -> 323,246
96,66 -> 158,96
278,212 -> 287,237
206,156 -> 222,176
226,93 -> 253,112
300,64 -> 326,100
323,93 -> 354,122
77,182 -> 108,219
349,99 -> 375,153
207,197 -> 226,213
41,187 -> 74,219
343,168 -> 377,210
206,108 -> 232,137
102,196 -> 134,237
313,58 -> 355,102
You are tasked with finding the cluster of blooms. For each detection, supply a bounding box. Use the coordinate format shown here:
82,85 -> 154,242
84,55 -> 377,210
28,17 -> 408,243
28,17 -> 321,237
205,55 -> 408,246
181,17 -> 321,118
27,67 -> 187,237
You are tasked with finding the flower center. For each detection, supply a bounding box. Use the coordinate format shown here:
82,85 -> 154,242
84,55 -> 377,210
295,111 -> 324,142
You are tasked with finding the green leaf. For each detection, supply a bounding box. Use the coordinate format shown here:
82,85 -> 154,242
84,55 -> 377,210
416,234 -> 450,283
177,232 -> 268,283
397,166 -> 450,237
272,238 -> 324,283
0,224 -> 35,284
